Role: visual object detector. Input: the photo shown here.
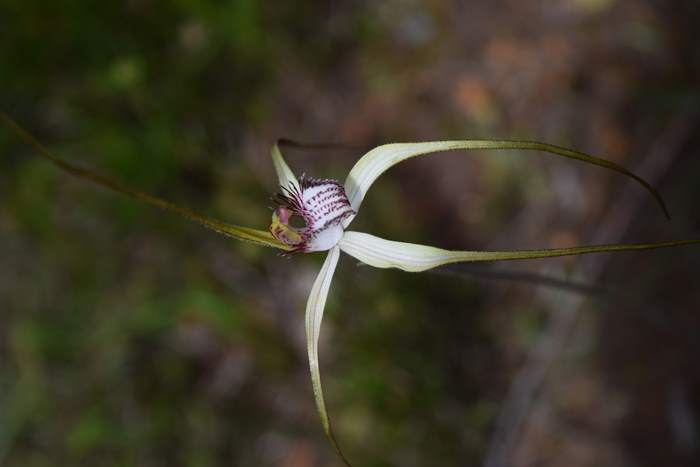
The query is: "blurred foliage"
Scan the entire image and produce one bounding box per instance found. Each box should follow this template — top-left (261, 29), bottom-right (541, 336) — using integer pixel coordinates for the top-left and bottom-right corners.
top-left (2, 1), bottom-right (700, 467)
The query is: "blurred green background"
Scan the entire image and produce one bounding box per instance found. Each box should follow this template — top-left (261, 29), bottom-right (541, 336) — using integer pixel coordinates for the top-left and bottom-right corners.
top-left (2, 1), bottom-right (700, 466)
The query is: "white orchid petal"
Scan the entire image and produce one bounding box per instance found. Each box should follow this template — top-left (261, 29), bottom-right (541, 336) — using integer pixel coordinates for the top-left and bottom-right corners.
top-left (338, 231), bottom-right (471, 271)
top-left (271, 143), bottom-right (299, 190)
top-left (342, 140), bottom-right (669, 227)
top-left (338, 231), bottom-right (700, 272)
top-left (304, 246), bottom-right (350, 464)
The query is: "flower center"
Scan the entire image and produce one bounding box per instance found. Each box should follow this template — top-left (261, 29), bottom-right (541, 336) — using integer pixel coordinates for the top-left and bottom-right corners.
top-left (270, 176), bottom-right (355, 253)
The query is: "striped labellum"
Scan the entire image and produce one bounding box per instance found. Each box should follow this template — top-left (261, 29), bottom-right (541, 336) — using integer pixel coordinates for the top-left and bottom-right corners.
top-left (271, 176), bottom-right (355, 253)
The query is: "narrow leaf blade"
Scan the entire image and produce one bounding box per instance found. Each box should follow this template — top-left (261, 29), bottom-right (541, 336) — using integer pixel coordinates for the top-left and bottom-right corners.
top-left (1, 112), bottom-right (287, 249)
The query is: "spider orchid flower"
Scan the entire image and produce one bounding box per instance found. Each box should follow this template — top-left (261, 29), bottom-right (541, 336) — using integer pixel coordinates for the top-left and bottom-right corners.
top-left (3, 112), bottom-right (699, 466)
top-left (265, 141), bottom-right (694, 464)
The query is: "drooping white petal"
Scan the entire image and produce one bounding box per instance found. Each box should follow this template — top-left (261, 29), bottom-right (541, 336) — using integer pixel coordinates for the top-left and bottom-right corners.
top-left (338, 231), bottom-right (700, 272)
top-left (271, 143), bottom-right (299, 191)
top-left (304, 246), bottom-right (350, 464)
top-left (342, 140), bottom-right (669, 227)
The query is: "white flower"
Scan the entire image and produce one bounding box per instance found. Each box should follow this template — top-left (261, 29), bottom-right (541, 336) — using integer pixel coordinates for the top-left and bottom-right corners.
top-left (3, 111), bottom-right (698, 466)
top-left (264, 139), bottom-right (687, 464)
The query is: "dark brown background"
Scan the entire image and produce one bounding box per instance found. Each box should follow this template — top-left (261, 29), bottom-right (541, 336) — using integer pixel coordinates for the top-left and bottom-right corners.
top-left (1, 1), bottom-right (699, 466)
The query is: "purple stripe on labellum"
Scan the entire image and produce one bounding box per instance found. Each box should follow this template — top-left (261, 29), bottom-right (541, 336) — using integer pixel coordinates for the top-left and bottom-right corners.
top-left (270, 176), bottom-right (355, 252)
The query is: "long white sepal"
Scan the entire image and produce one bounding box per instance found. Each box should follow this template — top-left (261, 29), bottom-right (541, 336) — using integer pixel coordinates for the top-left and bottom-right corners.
top-left (304, 246), bottom-right (351, 465)
top-left (271, 143), bottom-right (299, 191)
top-left (338, 231), bottom-right (700, 272)
top-left (342, 140), bottom-right (669, 227)
top-left (338, 231), bottom-right (473, 272)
